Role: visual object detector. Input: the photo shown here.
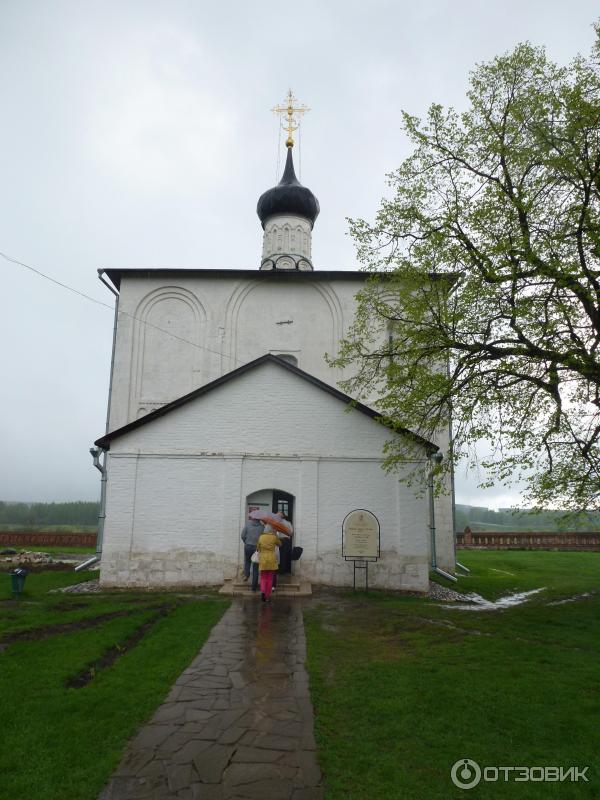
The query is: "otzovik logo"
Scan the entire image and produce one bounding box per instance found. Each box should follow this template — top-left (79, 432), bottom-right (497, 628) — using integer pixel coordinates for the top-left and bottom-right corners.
top-left (451, 760), bottom-right (481, 789)
top-left (450, 759), bottom-right (589, 789)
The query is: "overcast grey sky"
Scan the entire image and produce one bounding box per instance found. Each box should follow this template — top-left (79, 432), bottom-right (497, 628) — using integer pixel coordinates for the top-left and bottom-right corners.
top-left (1, 0), bottom-right (597, 508)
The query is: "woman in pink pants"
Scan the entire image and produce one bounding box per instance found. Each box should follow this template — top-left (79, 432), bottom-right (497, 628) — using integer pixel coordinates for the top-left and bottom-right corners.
top-left (256, 523), bottom-right (282, 603)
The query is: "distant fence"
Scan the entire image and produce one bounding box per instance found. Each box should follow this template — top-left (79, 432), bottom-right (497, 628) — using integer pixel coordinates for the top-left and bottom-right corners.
top-left (456, 528), bottom-right (600, 551)
top-left (0, 531), bottom-right (97, 547)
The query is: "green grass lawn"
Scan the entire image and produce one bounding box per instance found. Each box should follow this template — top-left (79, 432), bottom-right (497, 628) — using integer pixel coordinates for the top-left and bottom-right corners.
top-left (305, 551), bottom-right (600, 800)
top-left (0, 570), bottom-right (229, 800)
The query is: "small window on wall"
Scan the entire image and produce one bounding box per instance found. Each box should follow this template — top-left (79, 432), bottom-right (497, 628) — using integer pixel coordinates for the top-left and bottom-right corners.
top-left (277, 354), bottom-right (298, 366)
top-left (276, 499), bottom-right (290, 516)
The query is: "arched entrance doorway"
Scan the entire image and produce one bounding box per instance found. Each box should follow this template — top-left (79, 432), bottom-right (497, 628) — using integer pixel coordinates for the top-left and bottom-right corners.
top-left (246, 488), bottom-right (295, 575)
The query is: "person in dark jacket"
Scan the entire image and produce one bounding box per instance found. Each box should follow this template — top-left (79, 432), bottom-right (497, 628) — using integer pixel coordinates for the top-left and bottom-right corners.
top-left (241, 515), bottom-right (263, 591)
top-left (276, 512), bottom-right (294, 575)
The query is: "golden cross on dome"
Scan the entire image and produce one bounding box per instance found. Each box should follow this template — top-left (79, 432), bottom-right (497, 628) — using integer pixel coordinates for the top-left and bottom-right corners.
top-left (272, 89), bottom-right (310, 148)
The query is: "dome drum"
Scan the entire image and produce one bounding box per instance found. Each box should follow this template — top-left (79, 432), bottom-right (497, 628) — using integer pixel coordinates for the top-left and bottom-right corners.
top-left (260, 255), bottom-right (314, 271)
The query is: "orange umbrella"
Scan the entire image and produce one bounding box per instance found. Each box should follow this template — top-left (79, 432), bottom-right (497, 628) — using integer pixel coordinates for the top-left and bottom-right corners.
top-left (249, 510), bottom-right (292, 534)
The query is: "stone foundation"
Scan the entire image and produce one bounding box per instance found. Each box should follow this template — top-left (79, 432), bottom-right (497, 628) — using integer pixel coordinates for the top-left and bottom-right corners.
top-left (300, 550), bottom-right (429, 592)
top-left (100, 548), bottom-right (429, 592)
top-left (99, 549), bottom-right (236, 589)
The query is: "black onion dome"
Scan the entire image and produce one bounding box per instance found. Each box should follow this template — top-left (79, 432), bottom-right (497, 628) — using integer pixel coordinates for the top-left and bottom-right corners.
top-left (256, 148), bottom-right (320, 229)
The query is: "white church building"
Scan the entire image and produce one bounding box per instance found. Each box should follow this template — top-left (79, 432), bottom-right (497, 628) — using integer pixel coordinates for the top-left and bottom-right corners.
top-left (92, 133), bottom-right (456, 593)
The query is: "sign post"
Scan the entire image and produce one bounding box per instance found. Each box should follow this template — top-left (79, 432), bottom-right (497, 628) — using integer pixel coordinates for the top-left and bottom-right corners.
top-left (342, 509), bottom-right (380, 591)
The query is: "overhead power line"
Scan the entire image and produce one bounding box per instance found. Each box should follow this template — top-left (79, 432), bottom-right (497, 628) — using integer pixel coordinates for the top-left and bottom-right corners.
top-left (0, 250), bottom-right (241, 364)
top-left (1, 250), bottom-right (113, 308)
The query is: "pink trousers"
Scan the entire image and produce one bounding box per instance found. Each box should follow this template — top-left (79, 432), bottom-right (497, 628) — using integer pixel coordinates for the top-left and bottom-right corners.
top-left (260, 570), bottom-right (276, 598)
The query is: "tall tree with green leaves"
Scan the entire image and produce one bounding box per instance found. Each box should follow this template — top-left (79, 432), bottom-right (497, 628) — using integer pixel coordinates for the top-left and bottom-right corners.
top-left (332, 27), bottom-right (600, 511)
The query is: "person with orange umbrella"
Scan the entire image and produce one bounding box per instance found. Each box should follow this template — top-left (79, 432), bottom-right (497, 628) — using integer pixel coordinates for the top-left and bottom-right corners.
top-left (249, 509), bottom-right (292, 534)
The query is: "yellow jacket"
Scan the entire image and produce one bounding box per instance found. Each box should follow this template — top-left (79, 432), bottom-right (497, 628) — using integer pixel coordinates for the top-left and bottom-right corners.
top-left (257, 532), bottom-right (281, 572)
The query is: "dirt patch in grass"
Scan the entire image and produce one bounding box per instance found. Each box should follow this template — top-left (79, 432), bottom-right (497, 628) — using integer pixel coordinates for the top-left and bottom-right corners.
top-left (417, 616), bottom-right (493, 638)
top-left (51, 600), bottom-right (90, 611)
top-left (0, 609), bottom-right (137, 645)
top-left (66, 604), bottom-right (174, 688)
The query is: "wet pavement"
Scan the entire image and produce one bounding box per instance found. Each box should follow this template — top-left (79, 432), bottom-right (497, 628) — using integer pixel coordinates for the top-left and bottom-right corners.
top-left (99, 599), bottom-right (323, 800)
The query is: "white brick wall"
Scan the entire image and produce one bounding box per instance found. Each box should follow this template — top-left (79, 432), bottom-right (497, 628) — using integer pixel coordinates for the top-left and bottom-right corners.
top-left (100, 361), bottom-right (445, 591)
top-left (100, 268), bottom-right (457, 588)
top-left (261, 215), bottom-right (313, 264)
top-left (108, 273), bottom-right (358, 431)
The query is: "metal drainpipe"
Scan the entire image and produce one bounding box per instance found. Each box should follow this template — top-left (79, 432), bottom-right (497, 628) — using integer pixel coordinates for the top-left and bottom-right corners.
top-left (448, 415), bottom-right (469, 573)
top-left (75, 447), bottom-right (106, 571)
top-left (429, 451), bottom-right (457, 583)
top-left (75, 270), bottom-right (119, 572)
top-left (98, 269), bottom-right (119, 434)
top-left (444, 351), bottom-right (466, 576)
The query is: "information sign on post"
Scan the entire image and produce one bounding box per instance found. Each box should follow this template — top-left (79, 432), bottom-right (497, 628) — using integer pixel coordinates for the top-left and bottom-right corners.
top-left (342, 509), bottom-right (380, 590)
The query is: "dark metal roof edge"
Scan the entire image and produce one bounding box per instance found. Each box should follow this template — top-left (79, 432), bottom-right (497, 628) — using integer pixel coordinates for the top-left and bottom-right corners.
top-left (95, 354), bottom-right (436, 454)
top-left (102, 268), bottom-right (369, 290)
top-left (100, 268), bottom-right (458, 293)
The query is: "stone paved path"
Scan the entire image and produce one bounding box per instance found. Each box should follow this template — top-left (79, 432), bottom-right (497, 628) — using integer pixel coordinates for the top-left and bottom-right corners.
top-left (99, 599), bottom-right (323, 800)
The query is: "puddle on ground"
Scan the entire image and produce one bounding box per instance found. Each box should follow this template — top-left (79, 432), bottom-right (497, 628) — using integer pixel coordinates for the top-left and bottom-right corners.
top-left (548, 592), bottom-right (594, 606)
top-left (442, 588), bottom-right (545, 611)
